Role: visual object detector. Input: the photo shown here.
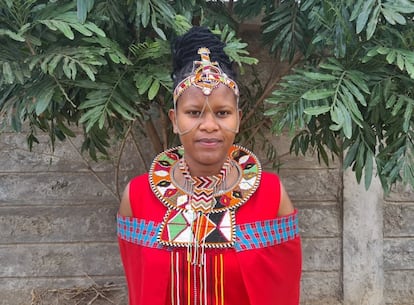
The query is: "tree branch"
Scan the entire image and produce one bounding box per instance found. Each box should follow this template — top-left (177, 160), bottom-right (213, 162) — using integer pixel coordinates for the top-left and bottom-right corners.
top-left (241, 52), bottom-right (303, 125)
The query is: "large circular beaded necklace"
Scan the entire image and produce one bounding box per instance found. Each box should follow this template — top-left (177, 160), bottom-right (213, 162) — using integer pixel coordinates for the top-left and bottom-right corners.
top-left (149, 144), bottom-right (262, 257)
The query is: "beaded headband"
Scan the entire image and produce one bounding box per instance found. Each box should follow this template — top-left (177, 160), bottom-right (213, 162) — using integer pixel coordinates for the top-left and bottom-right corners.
top-left (173, 47), bottom-right (239, 104)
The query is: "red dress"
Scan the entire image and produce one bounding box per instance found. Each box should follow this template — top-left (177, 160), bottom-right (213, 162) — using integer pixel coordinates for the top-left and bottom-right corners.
top-left (118, 171), bottom-right (302, 305)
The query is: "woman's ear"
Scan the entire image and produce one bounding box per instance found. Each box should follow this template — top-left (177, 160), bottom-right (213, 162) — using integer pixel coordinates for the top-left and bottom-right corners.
top-left (168, 109), bottom-right (179, 134)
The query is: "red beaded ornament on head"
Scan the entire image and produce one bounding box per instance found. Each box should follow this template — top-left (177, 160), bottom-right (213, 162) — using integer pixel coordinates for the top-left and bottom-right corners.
top-left (173, 47), bottom-right (239, 104)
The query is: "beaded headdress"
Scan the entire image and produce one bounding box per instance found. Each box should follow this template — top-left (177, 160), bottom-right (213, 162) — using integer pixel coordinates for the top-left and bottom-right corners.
top-left (173, 47), bottom-right (239, 104)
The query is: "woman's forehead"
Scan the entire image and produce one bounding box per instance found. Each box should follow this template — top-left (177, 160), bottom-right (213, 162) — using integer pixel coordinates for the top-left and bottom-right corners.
top-left (177, 84), bottom-right (237, 104)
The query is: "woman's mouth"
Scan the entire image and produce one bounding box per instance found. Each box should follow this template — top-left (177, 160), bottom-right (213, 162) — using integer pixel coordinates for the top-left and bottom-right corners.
top-left (196, 138), bottom-right (222, 146)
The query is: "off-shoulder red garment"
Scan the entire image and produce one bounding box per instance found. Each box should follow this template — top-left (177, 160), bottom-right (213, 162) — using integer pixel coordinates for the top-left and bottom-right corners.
top-left (118, 172), bottom-right (302, 305)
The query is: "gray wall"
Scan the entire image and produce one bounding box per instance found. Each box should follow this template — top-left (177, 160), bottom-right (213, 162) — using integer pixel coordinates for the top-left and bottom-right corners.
top-left (1, 130), bottom-right (413, 305)
top-left (384, 187), bottom-right (414, 304)
top-left (0, 132), bottom-right (148, 305)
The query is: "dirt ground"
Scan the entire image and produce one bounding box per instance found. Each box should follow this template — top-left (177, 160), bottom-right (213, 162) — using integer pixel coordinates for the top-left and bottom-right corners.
top-left (29, 283), bottom-right (127, 305)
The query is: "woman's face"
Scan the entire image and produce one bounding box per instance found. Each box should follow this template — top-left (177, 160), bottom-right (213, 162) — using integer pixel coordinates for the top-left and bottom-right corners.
top-left (169, 84), bottom-right (240, 176)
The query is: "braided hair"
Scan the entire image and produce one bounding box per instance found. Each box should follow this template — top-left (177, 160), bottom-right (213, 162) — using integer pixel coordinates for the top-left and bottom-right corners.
top-left (171, 26), bottom-right (237, 89)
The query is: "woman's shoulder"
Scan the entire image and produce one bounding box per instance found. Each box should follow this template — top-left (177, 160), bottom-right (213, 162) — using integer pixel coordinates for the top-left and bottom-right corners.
top-left (260, 171), bottom-right (295, 217)
top-left (130, 172), bottom-right (149, 183)
top-left (129, 172), bottom-right (149, 189)
top-left (261, 170), bottom-right (280, 179)
top-left (259, 171), bottom-right (281, 189)
top-left (119, 173), bottom-right (150, 217)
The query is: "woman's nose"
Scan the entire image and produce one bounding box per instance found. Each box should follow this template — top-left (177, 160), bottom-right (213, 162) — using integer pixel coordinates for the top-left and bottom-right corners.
top-left (199, 111), bottom-right (219, 131)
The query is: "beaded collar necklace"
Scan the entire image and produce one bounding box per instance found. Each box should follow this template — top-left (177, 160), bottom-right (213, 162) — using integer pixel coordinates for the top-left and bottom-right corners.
top-left (149, 145), bottom-right (262, 258)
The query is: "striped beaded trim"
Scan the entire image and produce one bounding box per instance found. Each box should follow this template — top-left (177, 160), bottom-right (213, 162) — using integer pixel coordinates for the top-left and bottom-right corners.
top-left (117, 211), bottom-right (300, 252)
top-left (234, 210), bottom-right (299, 251)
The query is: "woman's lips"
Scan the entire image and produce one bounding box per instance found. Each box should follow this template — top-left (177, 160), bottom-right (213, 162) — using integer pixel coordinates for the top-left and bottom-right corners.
top-left (196, 138), bottom-right (222, 146)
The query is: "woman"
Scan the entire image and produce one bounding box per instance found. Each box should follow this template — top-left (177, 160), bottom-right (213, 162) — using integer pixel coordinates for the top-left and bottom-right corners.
top-left (117, 26), bottom-right (302, 305)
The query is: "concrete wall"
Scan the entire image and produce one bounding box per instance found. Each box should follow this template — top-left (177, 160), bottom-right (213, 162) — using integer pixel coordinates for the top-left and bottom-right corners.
top-left (263, 136), bottom-right (343, 305)
top-left (0, 131), bottom-right (152, 305)
top-left (1, 128), bottom-right (414, 305)
top-left (384, 186), bottom-right (414, 304)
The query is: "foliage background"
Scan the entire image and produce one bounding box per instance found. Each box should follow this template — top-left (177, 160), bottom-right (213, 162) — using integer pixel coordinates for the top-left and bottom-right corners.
top-left (1, 0), bottom-right (414, 192)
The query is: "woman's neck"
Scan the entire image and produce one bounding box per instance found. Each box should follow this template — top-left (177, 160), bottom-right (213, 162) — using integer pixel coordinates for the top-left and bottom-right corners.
top-left (183, 159), bottom-right (226, 177)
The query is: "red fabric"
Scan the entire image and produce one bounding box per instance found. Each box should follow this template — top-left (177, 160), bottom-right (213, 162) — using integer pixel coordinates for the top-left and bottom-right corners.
top-left (118, 172), bottom-right (302, 305)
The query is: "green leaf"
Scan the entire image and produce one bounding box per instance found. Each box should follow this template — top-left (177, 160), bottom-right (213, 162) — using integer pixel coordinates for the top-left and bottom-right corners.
top-left (148, 79), bottom-right (160, 100)
top-left (350, 0), bottom-right (365, 21)
top-left (40, 54), bottom-right (55, 74)
top-left (98, 109), bottom-right (108, 129)
top-left (53, 21), bottom-right (75, 39)
top-left (77, 0), bottom-right (87, 23)
top-left (386, 50), bottom-right (396, 64)
top-left (318, 143), bottom-right (329, 165)
top-left (396, 53), bottom-right (405, 70)
top-left (47, 54), bottom-right (63, 74)
top-left (77, 0), bottom-right (94, 23)
top-left (402, 163), bottom-right (414, 186)
top-left (347, 73), bottom-right (370, 94)
top-left (343, 79), bottom-right (367, 106)
top-left (403, 98), bottom-right (413, 132)
top-left (0, 29), bottom-right (25, 42)
top-left (405, 60), bottom-right (414, 78)
top-left (84, 22), bottom-right (106, 37)
top-left (151, 13), bottom-right (166, 40)
top-left (364, 150), bottom-right (373, 189)
top-left (319, 63), bottom-right (343, 72)
top-left (355, 143), bottom-right (366, 183)
top-left (2, 62), bottom-right (14, 84)
top-left (70, 23), bottom-right (93, 36)
top-left (69, 61), bottom-right (77, 79)
top-left (80, 105), bottom-right (105, 131)
top-left (302, 89), bottom-right (335, 100)
top-left (366, 4), bottom-right (380, 40)
top-left (392, 96), bottom-right (405, 115)
top-left (57, 121), bottom-right (76, 137)
top-left (338, 102), bottom-right (353, 138)
top-left (303, 72), bottom-right (337, 81)
top-left (62, 57), bottom-right (72, 79)
top-left (136, 74), bottom-right (153, 95)
top-left (340, 85), bottom-right (364, 124)
top-left (111, 102), bottom-right (135, 121)
top-left (331, 105), bottom-right (344, 125)
top-left (140, 0), bottom-right (150, 27)
top-left (377, 47), bottom-right (389, 55)
top-left (79, 97), bottom-right (107, 109)
top-left (78, 63), bottom-right (95, 81)
top-left (386, 94), bottom-right (397, 109)
top-left (35, 87), bottom-right (55, 115)
top-left (382, 8), bottom-right (396, 25)
top-left (344, 139), bottom-right (360, 168)
top-left (264, 108), bottom-right (281, 116)
top-left (303, 105), bottom-right (331, 116)
top-left (356, 0), bottom-right (375, 34)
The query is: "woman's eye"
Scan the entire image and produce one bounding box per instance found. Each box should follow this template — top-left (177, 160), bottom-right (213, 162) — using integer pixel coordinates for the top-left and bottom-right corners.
top-left (217, 111), bottom-right (230, 117)
top-left (187, 110), bottom-right (201, 116)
